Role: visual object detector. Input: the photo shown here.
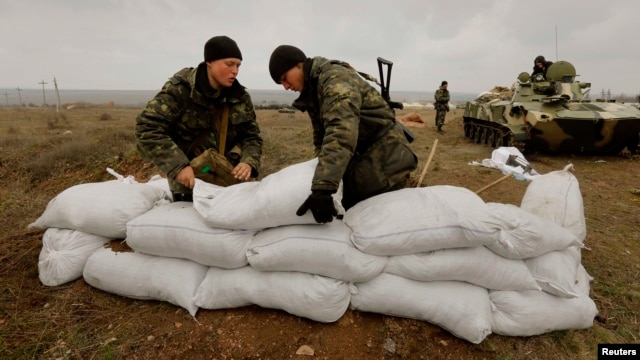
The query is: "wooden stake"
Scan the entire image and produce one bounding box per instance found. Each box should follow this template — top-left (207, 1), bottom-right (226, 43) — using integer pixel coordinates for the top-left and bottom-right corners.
top-left (474, 173), bottom-right (513, 194)
top-left (416, 138), bottom-right (439, 187)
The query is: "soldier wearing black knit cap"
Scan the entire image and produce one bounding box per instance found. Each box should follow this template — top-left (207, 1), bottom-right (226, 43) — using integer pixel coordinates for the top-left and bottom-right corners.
top-left (531, 55), bottom-right (553, 81)
top-left (268, 45), bottom-right (418, 223)
top-left (135, 36), bottom-right (263, 202)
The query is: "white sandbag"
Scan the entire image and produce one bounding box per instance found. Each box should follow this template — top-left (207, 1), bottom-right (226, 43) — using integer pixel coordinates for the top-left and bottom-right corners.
top-left (38, 228), bottom-right (112, 286)
top-left (247, 220), bottom-right (387, 282)
top-left (485, 203), bottom-right (582, 260)
top-left (520, 164), bottom-right (586, 242)
top-left (29, 180), bottom-right (169, 238)
top-left (350, 273), bottom-right (492, 344)
top-left (194, 266), bottom-right (350, 323)
top-left (344, 186), bottom-right (510, 256)
top-left (490, 264), bottom-right (598, 337)
top-left (525, 246), bottom-right (581, 298)
top-left (83, 247), bottom-right (206, 316)
top-left (126, 202), bottom-right (253, 268)
top-left (193, 158), bottom-right (344, 230)
top-left (145, 174), bottom-right (173, 200)
top-left (575, 264), bottom-right (593, 297)
top-left (385, 246), bottom-right (540, 291)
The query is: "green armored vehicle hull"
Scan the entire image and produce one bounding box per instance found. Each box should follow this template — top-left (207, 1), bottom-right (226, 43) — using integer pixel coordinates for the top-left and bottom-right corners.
top-left (463, 61), bottom-right (640, 155)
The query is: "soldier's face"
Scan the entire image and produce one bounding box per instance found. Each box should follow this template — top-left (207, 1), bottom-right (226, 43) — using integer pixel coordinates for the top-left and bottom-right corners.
top-left (207, 58), bottom-right (242, 89)
top-left (280, 63), bottom-right (304, 92)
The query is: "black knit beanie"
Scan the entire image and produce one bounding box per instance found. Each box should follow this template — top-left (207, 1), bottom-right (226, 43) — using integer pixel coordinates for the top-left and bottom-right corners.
top-left (204, 36), bottom-right (242, 62)
top-left (441, 80), bottom-right (448, 86)
top-left (269, 45), bottom-right (307, 84)
top-left (534, 55), bottom-right (545, 64)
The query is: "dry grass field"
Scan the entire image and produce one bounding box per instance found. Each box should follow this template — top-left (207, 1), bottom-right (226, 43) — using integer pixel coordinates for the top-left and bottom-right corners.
top-left (0, 105), bottom-right (638, 359)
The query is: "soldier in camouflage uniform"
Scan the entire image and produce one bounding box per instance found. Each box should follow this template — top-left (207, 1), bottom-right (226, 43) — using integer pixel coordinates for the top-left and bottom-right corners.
top-left (135, 36), bottom-right (263, 202)
top-left (434, 81), bottom-right (450, 134)
top-left (268, 45), bottom-right (418, 223)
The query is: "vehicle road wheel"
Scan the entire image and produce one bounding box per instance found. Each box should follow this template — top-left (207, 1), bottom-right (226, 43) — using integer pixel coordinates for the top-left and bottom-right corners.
top-left (475, 127), bottom-right (484, 143)
top-left (487, 129), bottom-right (496, 147)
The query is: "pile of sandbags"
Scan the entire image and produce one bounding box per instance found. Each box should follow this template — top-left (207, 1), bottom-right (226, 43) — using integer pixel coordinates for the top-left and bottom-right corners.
top-left (474, 86), bottom-right (514, 103)
top-left (29, 159), bottom-right (597, 343)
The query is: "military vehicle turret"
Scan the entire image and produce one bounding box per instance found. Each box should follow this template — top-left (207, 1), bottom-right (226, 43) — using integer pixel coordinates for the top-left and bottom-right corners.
top-left (463, 61), bottom-right (640, 154)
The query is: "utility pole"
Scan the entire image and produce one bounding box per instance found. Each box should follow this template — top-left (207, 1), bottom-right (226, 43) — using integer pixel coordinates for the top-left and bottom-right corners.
top-left (2, 92), bottom-right (8, 107)
top-left (38, 79), bottom-right (48, 106)
top-left (53, 76), bottom-right (61, 113)
top-left (16, 86), bottom-right (23, 107)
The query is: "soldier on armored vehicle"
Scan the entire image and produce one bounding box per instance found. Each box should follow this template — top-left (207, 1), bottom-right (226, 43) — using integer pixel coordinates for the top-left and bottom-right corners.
top-left (463, 60), bottom-right (640, 155)
top-left (531, 55), bottom-right (553, 82)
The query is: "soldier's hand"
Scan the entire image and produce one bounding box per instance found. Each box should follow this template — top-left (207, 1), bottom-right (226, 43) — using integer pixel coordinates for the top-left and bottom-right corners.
top-left (232, 162), bottom-right (252, 181)
top-left (176, 166), bottom-right (195, 189)
top-left (296, 190), bottom-right (338, 223)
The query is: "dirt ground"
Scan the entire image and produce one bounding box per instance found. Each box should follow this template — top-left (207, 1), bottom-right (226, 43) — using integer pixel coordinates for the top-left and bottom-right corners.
top-left (1, 107), bottom-right (639, 359)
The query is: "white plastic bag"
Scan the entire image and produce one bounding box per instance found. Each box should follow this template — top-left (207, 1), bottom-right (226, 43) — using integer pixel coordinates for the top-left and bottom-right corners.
top-left (193, 158), bottom-right (344, 230)
top-left (126, 202), bottom-right (254, 268)
top-left (83, 247), bottom-right (207, 316)
top-left (351, 273), bottom-right (492, 344)
top-left (525, 246), bottom-right (582, 298)
top-left (247, 220), bottom-right (387, 282)
top-left (385, 246), bottom-right (539, 291)
top-left (520, 164), bottom-right (586, 242)
top-left (29, 180), bottom-right (169, 238)
top-left (38, 228), bottom-right (111, 286)
top-left (485, 203), bottom-right (582, 259)
top-left (344, 186), bottom-right (510, 256)
top-left (194, 266), bottom-right (351, 323)
top-left (489, 264), bottom-right (598, 337)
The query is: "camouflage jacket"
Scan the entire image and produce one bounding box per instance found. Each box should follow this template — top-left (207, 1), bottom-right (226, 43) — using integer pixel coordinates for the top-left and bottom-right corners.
top-left (292, 56), bottom-right (411, 192)
top-left (135, 62), bottom-right (263, 180)
top-left (434, 86), bottom-right (450, 110)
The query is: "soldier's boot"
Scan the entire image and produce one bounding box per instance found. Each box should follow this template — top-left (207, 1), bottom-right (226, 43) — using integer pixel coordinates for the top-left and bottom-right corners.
top-left (437, 125), bottom-right (445, 134)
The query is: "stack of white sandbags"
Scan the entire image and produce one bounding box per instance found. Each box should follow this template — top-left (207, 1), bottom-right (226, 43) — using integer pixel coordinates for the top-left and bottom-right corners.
top-left (346, 164), bottom-right (597, 343)
top-left (489, 164), bottom-right (596, 337)
top-left (29, 159), bottom-right (598, 342)
top-left (188, 159), bottom-right (352, 322)
top-left (29, 174), bottom-right (171, 287)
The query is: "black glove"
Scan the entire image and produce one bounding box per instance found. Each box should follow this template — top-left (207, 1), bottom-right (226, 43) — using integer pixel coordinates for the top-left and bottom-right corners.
top-left (296, 190), bottom-right (338, 223)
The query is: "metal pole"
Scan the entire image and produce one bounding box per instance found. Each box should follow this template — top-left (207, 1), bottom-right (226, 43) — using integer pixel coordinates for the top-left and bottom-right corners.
top-left (555, 25), bottom-right (558, 61)
top-left (53, 77), bottom-right (61, 113)
top-left (16, 86), bottom-right (23, 107)
top-left (38, 80), bottom-right (48, 106)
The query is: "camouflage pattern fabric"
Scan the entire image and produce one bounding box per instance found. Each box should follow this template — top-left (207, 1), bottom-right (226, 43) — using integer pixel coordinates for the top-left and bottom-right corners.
top-left (434, 86), bottom-right (450, 128)
top-left (135, 62), bottom-right (262, 194)
top-left (292, 57), bottom-right (418, 209)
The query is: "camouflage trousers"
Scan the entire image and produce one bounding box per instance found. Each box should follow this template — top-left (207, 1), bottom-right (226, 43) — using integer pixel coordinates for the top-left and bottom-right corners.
top-left (435, 109), bottom-right (447, 128)
top-left (341, 125), bottom-right (418, 210)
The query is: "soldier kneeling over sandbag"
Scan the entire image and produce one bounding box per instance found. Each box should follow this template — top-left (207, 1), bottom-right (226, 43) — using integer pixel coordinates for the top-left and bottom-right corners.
top-left (135, 35), bottom-right (263, 202)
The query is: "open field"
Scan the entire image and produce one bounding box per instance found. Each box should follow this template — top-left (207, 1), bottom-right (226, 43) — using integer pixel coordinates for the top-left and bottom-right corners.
top-left (0, 106), bottom-right (638, 359)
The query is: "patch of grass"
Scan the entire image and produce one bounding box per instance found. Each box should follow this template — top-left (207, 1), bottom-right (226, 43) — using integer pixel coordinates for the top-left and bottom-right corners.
top-left (99, 113), bottom-right (114, 121)
top-left (1, 107), bottom-right (639, 359)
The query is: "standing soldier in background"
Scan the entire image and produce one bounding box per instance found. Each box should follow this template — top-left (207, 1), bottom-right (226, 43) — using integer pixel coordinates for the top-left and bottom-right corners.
top-left (434, 80), bottom-right (450, 134)
top-left (135, 35), bottom-right (263, 202)
top-left (268, 45), bottom-right (417, 223)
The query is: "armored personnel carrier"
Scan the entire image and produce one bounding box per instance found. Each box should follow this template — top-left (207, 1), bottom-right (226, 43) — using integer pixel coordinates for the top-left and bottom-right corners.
top-left (463, 61), bottom-right (640, 154)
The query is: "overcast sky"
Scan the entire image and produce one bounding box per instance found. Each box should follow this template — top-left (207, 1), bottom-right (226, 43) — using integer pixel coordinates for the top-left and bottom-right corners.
top-left (2, 0), bottom-right (639, 96)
